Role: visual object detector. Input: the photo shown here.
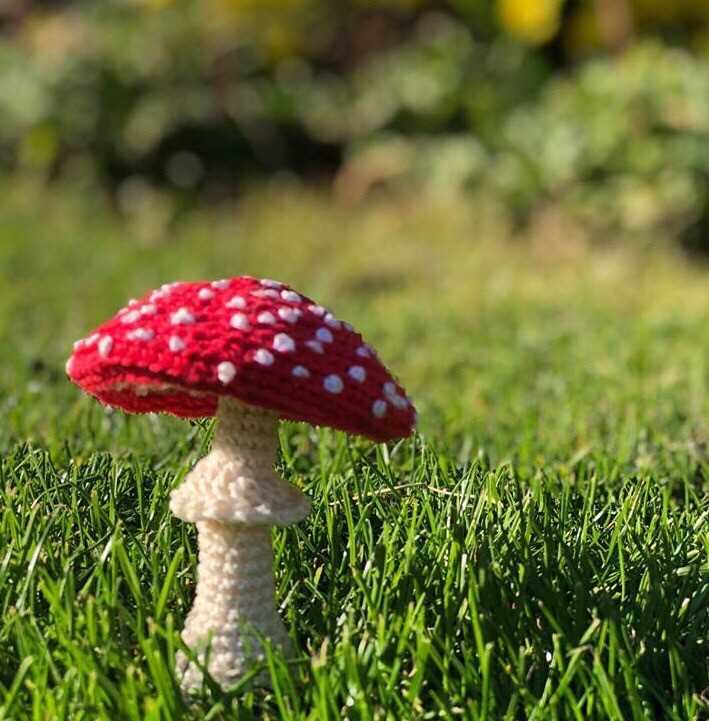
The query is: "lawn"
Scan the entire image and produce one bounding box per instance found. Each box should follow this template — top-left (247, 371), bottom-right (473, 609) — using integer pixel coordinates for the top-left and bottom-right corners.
top-left (1, 180), bottom-right (708, 720)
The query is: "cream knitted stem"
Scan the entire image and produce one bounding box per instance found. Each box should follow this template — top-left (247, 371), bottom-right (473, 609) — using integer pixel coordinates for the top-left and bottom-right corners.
top-left (170, 398), bottom-right (311, 691)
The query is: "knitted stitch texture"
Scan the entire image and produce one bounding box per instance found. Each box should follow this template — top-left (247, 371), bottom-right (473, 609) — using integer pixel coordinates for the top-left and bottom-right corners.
top-left (170, 399), bottom-right (311, 526)
top-left (177, 522), bottom-right (290, 691)
top-left (66, 276), bottom-right (416, 442)
top-left (173, 398), bottom-right (307, 690)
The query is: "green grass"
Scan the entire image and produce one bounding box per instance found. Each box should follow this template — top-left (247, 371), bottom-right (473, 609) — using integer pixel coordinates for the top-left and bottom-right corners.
top-left (1, 179), bottom-right (708, 719)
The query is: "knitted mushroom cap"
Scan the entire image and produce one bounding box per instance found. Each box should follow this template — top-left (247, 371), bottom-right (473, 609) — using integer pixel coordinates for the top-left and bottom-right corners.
top-left (66, 277), bottom-right (416, 442)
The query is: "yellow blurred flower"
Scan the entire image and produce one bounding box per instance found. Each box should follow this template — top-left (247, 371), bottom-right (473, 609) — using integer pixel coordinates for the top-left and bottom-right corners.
top-left (497, 0), bottom-right (563, 45)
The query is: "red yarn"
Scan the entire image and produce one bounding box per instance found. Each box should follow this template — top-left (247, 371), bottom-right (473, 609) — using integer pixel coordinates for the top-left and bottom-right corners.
top-left (67, 277), bottom-right (416, 442)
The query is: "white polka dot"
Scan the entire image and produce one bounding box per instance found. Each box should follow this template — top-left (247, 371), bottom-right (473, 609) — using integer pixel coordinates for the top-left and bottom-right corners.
top-left (217, 361), bottom-right (236, 384)
top-left (382, 382), bottom-right (408, 409)
top-left (273, 333), bottom-right (295, 352)
top-left (348, 366), bottom-right (366, 382)
top-left (211, 279), bottom-right (230, 289)
top-left (75, 333), bottom-right (99, 350)
top-left (292, 365), bottom-right (310, 378)
top-left (356, 345), bottom-right (372, 358)
top-left (126, 328), bottom-right (155, 341)
top-left (252, 289), bottom-right (279, 299)
top-left (140, 304), bottom-right (157, 316)
top-left (169, 336), bottom-right (185, 352)
top-left (391, 394), bottom-right (409, 409)
top-left (121, 310), bottom-right (141, 324)
top-left (198, 288), bottom-right (215, 301)
top-left (230, 313), bottom-right (250, 331)
top-left (257, 311), bottom-right (276, 325)
top-left (260, 278), bottom-right (282, 288)
top-left (343, 322), bottom-right (354, 332)
top-left (65, 357), bottom-right (73, 375)
top-left (226, 295), bottom-right (246, 309)
top-left (324, 313), bottom-right (341, 329)
top-left (170, 307), bottom-right (195, 325)
top-left (324, 374), bottom-right (343, 393)
top-left (306, 340), bottom-right (324, 354)
top-left (98, 336), bottom-right (113, 358)
top-left (278, 307), bottom-right (301, 324)
top-left (316, 327), bottom-right (333, 343)
top-left (281, 290), bottom-right (301, 302)
top-left (254, 349), bottom-right (274, 366)
top-left (308, 304), bottom-right (326, 316)
top-left (150, 289), bottom-right (169, 302)
top-left (372, 400), bottom-right (387, 417)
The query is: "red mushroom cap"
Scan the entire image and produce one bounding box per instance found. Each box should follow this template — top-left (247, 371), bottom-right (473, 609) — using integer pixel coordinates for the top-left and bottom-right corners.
top-left (66, 277), bottom-right (416, 442)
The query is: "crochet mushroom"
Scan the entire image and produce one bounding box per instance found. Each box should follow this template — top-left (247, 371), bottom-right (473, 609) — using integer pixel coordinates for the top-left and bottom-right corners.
top-left (66, 276), bottom-right (416, 690)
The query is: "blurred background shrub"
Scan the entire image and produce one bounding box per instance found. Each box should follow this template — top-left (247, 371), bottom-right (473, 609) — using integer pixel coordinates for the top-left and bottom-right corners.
top-left (0, 0), bottom-right (707, 250)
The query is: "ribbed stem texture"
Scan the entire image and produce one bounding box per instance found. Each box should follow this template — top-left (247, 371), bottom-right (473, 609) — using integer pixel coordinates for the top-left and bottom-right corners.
top-left (172, 398), bottom-right (309, 691)
top-left (177, 522), bottom-right (290, 690)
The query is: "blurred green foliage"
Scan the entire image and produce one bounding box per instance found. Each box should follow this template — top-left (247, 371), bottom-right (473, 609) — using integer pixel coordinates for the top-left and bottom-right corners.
top-left (0, 0), bottom-right (708, 248)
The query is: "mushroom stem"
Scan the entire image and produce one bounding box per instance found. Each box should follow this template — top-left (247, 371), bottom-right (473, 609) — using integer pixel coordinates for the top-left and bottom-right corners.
top-left (177, 522), bottom-right (290, 690)
top-left (171, 398), bottom-right (311, 691)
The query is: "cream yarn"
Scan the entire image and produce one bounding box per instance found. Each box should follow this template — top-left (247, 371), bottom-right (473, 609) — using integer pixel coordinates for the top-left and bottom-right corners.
top-left (171, 398), bottom-right (311, 690)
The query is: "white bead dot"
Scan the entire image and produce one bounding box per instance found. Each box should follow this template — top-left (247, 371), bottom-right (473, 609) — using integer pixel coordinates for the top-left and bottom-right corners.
top-left (170, 307), bottom-right (195, 325)
top-left (273, 333), bottom-right (295, 352)
top-left (169, 336), bottom-right (185, 352)
top-left (226, 295), bottom-right (246, 309)
top-left (254, 349), bottom-right (274, 366)
top-left (140, 304), bottom-right (157, 315)
top-left (260, 278), bottom-right (282, 288)
top-left (348, 365), bottom-right (366, 382)
top-left (324, 374), bottom-right (343, 393)
top-left (230, 313), bottom-right (250, 331)
top-left (383, 382), bottom-right (396, 396)
top-left (308, 304), bottom-right (326, 316)
top-left (392, 394), bottom-right (409, 409)
top-left (316, 327), bottom-right (333, 343)
top-left (198, 288), bottom-right (215, 300)
top-left (306, 340), bottom-right (324, 354)
top-left (281, 289), bottom-right (301, 302)
top-left (292, 365), bottom-right (310, 378)
top-left (126, 328), bottom-right (154, 341)
top-left (278, 307), bottom-right (301, 324)
top-left (372, 400), bottom-right (387, 417)
top-left (252, 289), bottom-right (279, 299)
top-left (211, 279), bottom-right (230, 289)
top-left (217, 361), bottom-right (236, 384)
top-left (121, 310), bottom-right (141, 324)
top-left (65, 357), bottom-right (73, 375)
top-left (98, 336), bottom-right (113, 358)
top-left (356, 345), bottom-right (372, 358)
top-left (257, 311), bottom-right (276, 325)
top-left (324, 313), bottom-right (341, 329)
